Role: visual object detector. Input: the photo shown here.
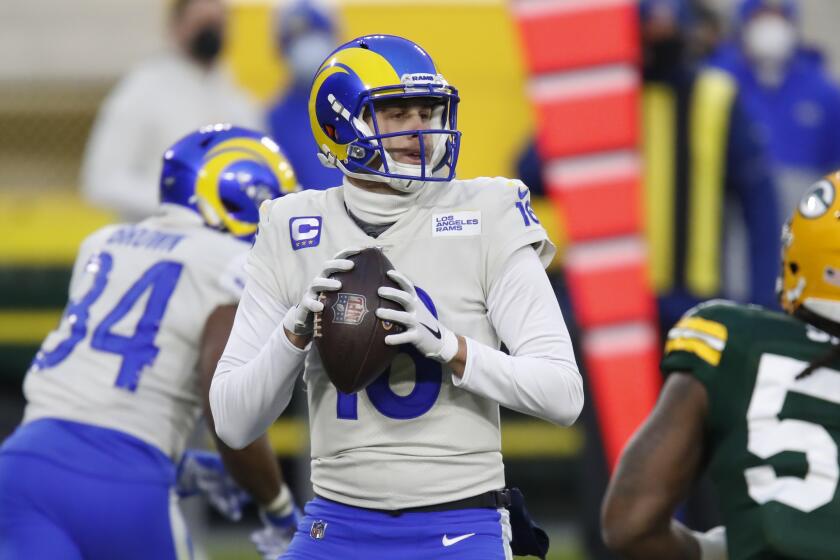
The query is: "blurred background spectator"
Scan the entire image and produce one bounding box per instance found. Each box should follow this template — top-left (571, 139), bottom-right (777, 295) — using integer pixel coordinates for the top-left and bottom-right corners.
top-left (688, 1), bottom-right (725, 62)
top-left (709, 0), bottom-right (840, 215)
top-left (267, 0), bottom-right (343, 190)
top-left (640, 0), bottom-right (780, 331)
top-left (80, 0), bottom-right (262, 221)
top-left (518, 0), bottom-right (781, 331)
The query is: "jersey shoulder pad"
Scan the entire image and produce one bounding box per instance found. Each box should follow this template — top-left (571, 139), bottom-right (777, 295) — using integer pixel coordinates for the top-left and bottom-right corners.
top-left (663, 300), bottom-right (779, 371)
top-left (256, 189), bottom-right (327, 244)
top-left (84, 222), bottom-right (130, 246)
top-left (663, 300), bottom-right (742, 371)
top-left (75, 223), bottom-right (134, 263)
top-left (260, 189), bottom-right (324, 221)
top-left (452, 176), bottom-right (527, 200)
top-left (183, 222), bottom-right (248, 260)
top-left (444, 176), bottom-right (533, 220)
top-left (451, 176), bottom-right (553, 280)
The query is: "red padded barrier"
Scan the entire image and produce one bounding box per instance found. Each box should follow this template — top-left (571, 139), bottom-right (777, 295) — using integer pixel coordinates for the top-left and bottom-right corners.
top-left (545, 165), bottom-right (641, 241)
top-left (564, 239), bottom-right (656, 328)
top-left (583, 326), bottom-right (661, 469)
top-left (515, 0), bottom-right (656, 474)
top-left (515, 0), bottom-right (639, 73)
top-left (533, 80), bottom-right (639, 158)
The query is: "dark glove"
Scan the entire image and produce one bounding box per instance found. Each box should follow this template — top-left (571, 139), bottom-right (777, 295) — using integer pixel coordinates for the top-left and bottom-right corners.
top-left (507, 487), bottom-right (550, 559)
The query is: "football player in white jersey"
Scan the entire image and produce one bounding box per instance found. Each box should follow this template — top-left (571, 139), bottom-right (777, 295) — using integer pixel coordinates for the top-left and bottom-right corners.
top-left (0, 125), bottom-right (301, 560)
top-left (210, 35), bottom-right (584, 559)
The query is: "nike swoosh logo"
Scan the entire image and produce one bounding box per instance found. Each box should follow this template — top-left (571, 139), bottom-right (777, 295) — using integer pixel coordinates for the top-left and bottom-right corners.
top-left (420, 322), bottom-right (442, 339)
top-left (517, 186), bottom-right (529, 200)
top-left (442, 533), bottom-right (476, 547)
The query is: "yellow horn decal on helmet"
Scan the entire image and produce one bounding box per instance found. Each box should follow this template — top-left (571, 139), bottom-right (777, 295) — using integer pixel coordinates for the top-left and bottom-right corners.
top-left (310, 65), bottom-right (351, 161)
top-left (207, 138), bottom-right (299, 194)
top-left (195, 138), bottom-right (298, 238)
top-left (196, 150), bottom-right (258, 238)
top-left (309, 47), bottom-right (402, 162)
top-left (330, 47), bottom-right (402, 91)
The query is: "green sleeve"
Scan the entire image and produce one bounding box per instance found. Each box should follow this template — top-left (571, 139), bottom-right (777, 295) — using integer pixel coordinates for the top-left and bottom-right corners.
top-left (660, 301), bottom-right (734, 389)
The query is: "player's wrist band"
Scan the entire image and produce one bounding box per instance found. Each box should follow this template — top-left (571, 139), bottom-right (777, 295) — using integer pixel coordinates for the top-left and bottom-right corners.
top-left (437, 329), bottom-right (459, 363)
top-left (264, 483), bottom-right (294, 518)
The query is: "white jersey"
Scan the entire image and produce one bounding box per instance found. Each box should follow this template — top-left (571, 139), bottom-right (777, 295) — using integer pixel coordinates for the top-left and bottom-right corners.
top-left (22, 206), bottom-right (248, 460)
top-left (246, 177), bottom-right (554, 508)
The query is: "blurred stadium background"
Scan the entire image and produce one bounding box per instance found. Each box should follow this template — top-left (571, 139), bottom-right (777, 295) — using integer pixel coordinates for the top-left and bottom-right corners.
top-left (3, 0), bottom-right (840, 559)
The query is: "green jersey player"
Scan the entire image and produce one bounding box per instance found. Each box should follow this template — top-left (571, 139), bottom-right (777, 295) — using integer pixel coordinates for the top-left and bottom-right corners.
top-left (602, 172), bottom-right (840, 560)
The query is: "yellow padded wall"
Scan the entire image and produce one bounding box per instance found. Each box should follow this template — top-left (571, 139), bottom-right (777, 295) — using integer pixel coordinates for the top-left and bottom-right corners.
top-left (224, 1), bottom-right (534, 182)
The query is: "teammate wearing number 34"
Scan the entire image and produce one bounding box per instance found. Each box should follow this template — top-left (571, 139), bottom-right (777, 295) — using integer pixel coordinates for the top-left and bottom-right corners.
top-left (0, 126), bottom-right (301, 560)
top-left (210, 35), bottom-right (584, 559)
top-left (602, 172), bottom-right (840, 560)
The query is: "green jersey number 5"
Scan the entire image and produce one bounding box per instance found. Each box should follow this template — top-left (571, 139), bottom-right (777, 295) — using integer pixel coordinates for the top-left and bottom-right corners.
top-left (745, 353), bottom-right (840, 512)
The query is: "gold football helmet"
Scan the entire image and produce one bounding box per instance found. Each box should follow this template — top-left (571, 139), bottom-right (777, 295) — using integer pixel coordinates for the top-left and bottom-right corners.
top-left (779, 171), bottom-right (840, 331)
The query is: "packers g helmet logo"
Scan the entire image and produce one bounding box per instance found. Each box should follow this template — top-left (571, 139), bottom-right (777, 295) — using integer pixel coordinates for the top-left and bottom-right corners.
top-left (799, 179), bottom-right (835, 219)
top-left (780, 173), bottom-right (840, 325)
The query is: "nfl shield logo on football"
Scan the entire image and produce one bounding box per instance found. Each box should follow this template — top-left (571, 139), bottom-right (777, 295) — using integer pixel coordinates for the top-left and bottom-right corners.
top-left (310, 520), bottom-right (327, 540)
top-left (331, 293), bottom-right (368, 325)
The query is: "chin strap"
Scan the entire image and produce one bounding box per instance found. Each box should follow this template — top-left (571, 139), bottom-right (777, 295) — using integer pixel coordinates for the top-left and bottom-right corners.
top-left (318, 143), bottom-right (395, 186)
top-left (316, 150), bottom-right (337, 169)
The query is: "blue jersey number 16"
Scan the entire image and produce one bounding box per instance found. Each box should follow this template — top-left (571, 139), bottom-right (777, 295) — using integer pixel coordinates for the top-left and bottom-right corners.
top-left (335, 287), bottom-right (442, 420)
top-left (31, 251), bottom-right (184, 391)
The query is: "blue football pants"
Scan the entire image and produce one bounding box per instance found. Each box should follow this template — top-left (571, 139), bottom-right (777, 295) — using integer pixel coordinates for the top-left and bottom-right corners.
top-left (0, 453), bottom-right (192, 560)
top-left (281, 496), bottom-right (513, 559)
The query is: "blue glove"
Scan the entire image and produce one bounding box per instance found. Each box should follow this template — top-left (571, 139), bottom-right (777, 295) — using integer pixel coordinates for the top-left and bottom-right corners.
top-left (175, 449), bottom-right (250, 521)
top-left (250, 485), bottom-right (301, 559)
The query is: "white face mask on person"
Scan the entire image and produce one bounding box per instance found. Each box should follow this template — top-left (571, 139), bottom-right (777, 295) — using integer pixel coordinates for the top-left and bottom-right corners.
top-left (743, 13), bottom-right (797, 67)
top-left (287, 32), bottom-right (335, 86)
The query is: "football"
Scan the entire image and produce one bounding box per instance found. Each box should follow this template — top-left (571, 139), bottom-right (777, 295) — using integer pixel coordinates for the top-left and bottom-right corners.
top-left (313, 247), bottom-right (405, 394)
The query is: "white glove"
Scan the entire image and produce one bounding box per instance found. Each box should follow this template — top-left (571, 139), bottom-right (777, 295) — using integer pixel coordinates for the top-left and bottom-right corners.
top-left (281, 248), bottom-right (358, 336)
top-left (250, 485), bottom-right (301, 560)
top-left (175, 450), bottom-right (250, 522)
top-left (375, 270), bottom-right (459, 363)
top-left (692, 526), bottom-right (727, 560)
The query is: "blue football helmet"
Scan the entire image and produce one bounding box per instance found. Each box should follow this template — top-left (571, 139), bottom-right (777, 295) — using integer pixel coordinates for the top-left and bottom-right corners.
top-left (309, 34), bottom-right (460, 192)
top-left (160, 124), bottom-right (298, 242)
